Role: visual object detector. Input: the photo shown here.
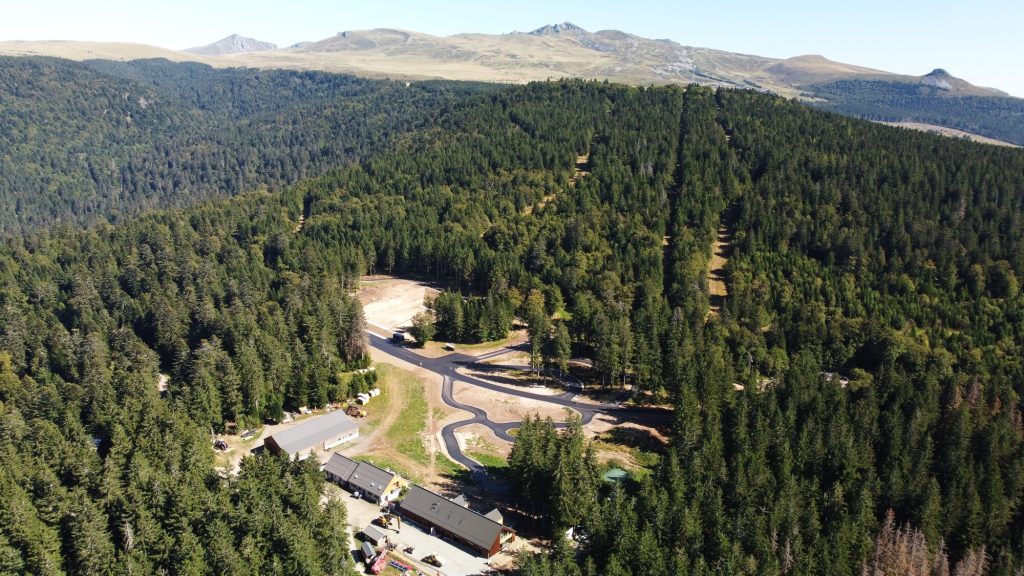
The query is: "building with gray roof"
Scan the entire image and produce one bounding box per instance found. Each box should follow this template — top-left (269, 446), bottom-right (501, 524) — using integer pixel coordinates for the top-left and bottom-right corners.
top-left (398, 485), bottom-right (515, 558)
top-left (324, 453), bottom-right (407, 505)
top-left (264, 410), bottom-right (359, 460)
top-left (360, 524), bottom-right (386, 546)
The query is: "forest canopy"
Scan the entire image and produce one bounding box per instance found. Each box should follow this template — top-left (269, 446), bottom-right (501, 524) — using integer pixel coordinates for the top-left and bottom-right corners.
top-left (0, 62), bottom-right (1022, 574)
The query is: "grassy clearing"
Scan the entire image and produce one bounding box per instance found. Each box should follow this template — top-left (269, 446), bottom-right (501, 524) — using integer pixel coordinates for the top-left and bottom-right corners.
top-left (378, 365), bottom-right (430, 465)
top-left (354, 454), bottom-right (422, 484)
top-left (467, 451), bottom-right (508, 473)
top-left (435, 453), bottom-right (464, 477)
top-left (592, 437), bottom-right (661, 471)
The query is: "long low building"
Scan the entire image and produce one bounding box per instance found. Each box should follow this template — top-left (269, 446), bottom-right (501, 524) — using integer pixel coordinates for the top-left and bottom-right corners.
top-left (264, 410), bottom-right (359, 460)
top-left (324, 453), bottom-right (407, 505)
top-left (398, 485), bottom-right (515, 558)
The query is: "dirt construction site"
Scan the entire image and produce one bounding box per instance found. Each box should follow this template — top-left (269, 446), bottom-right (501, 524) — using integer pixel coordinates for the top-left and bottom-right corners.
top-left (358, 276), bottom-right (439, 333)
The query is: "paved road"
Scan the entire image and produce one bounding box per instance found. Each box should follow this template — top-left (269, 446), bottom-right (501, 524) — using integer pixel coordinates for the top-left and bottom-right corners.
top-left (364, 332), bottom-right (667, 487)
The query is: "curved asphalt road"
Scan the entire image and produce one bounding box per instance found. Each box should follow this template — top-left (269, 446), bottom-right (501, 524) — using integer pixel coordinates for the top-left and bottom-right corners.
top-left (366, 331), bottom-right (615, 489)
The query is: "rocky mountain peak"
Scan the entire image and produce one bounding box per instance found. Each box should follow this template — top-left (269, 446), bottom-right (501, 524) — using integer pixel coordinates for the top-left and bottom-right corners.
top-left (530, 22), bottom-right (586, 35)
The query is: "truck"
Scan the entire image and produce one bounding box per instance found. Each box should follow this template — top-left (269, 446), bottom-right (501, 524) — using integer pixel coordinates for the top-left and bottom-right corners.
top-left (345, 405), bottom-right (367, 418)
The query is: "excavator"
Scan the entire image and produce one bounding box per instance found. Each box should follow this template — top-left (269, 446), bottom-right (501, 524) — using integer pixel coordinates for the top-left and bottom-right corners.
top-left (375, 512), bottom-right (401, 531)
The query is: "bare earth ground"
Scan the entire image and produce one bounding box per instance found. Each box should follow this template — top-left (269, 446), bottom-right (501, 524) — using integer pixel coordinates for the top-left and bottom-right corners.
top-left (456, 365), bottom-right (566, 396)
top-left (452, 381), bottom-right (578, 423)
top-left (455, 424), bottom-right (513, 458)
top-left (707, 223), bottom-right (731, 316)
top-left (480, 349), bottom-right (531, 365)
top-left (355, 275), bottom-right (660, 496)
top-left (412, 331), bottom-right (527, 359)
top-left (357, 276), bottom-right (439, 333)
top-left (585, 413), bottom-right (669, 469)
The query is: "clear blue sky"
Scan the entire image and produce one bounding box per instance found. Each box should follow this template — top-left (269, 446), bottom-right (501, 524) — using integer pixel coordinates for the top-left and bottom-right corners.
top-left (4, 0), bottom-right (1022, 96)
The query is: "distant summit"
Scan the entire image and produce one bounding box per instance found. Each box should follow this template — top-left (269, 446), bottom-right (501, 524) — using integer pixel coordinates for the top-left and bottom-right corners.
top-left (530, 22), bottom-right (585, 35)
top-left (917, 67), bottom-right (1004, 95)
top-left (185, 34), bottom-right (277, 55)
top-left (922, 68), bottom-right (954, 90)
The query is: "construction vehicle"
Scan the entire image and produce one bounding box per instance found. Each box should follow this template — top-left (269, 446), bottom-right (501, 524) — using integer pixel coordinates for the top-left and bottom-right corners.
top-left (375, 513), bottom-right (397, 529)
top-left (345, 404), bottom-right (367, 418)
top-left (376, 512), bottom-right (401, 532)
top-left (422, 554), bottom-right (444, 567)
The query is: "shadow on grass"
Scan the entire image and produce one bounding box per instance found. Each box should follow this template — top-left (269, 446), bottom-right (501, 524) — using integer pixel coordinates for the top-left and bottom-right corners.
top-left (606, 425), bottom-right (665, 450)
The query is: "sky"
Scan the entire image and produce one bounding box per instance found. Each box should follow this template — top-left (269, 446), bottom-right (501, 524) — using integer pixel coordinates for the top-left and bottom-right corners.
top-left (2, 0), bottom-right (1022, 96)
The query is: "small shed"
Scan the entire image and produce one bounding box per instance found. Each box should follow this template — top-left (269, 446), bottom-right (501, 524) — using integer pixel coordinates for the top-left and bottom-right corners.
top-left (361, 541), bottom-right (376, 562)
top-left (484, 508), bottom-right (504, 524)
top-left (361, 524), bottom-right (386, 546)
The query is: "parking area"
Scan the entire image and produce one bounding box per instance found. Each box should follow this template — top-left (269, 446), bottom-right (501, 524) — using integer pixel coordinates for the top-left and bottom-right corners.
top-left (334, 484), bottom-right (501, 576)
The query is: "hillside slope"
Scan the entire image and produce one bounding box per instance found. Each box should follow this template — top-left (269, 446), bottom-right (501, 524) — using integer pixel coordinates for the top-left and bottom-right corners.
top-left (0, 80), bottom-right (1021, 574)
top-left (0, 57), bottom-right (485, 234)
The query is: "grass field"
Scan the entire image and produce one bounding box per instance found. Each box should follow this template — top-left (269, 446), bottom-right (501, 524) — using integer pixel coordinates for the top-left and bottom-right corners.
top-left (467, 451), bottom-right (508, 475)
top-left (353, 363), bottom-right (465, 488)
top-left (380, 365), bottom-right (430, 465)
top-left (354, 454), bottom-right (421, 484)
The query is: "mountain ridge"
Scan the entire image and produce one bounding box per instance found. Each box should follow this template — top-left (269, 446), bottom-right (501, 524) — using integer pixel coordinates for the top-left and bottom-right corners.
top-left (0, 23), bottom-right (1019, 143)
top-left (0, 24), bottom-right (1007, 96)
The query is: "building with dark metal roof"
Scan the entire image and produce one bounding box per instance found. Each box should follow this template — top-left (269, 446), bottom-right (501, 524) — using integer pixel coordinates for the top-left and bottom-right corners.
top-left (398, 485), bottom-right (515, 558)
top-left (264, 410), bottom-right (359, 460)
top-left (324, 453), bottom-right (407, 505)
top-left (324, 452), bottom-right (359, 482)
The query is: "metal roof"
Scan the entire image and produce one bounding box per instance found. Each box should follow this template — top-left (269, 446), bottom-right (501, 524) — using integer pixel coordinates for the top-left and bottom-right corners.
top-left (325, 454), bottom-right (400, 500)
top-left (400, 485), bottom-right (507, 552)
top-left (324, 453), bottom-right (359, 480)
top-left (265, 410), bottom-right (359, 455)
top-left (361, 524), bottom-right (385, 544)
top-left (349, 462), bottom-right (398, 500)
